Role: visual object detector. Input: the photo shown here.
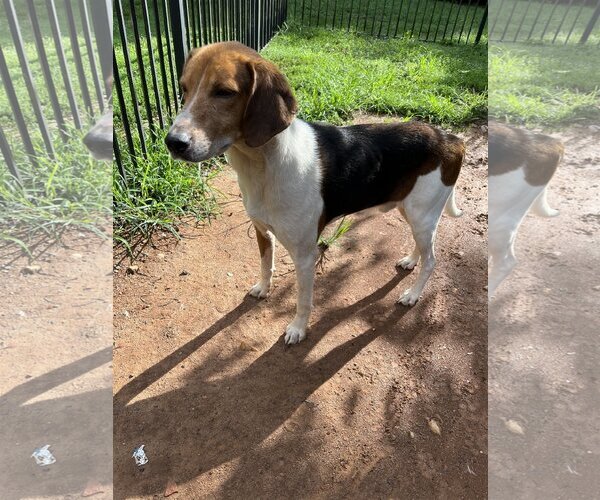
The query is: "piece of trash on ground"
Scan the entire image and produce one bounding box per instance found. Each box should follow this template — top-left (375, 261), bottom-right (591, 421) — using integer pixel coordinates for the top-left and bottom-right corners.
top-left (31, 445), bottom-right (56, 466)
top-left (505, 419), bottom-right (524, 435)
top-left (82, 480), bottom-right (106, 497)
top-left (132, 445), bottom-right (148, 466)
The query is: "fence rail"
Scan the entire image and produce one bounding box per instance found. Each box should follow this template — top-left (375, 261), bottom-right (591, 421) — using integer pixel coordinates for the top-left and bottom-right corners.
top-left (0, 0), bottom-right (112, 180)
top-left (489, 0), bottom-right (600, 44)
top-left (288, 0), bottom-right (488, 44)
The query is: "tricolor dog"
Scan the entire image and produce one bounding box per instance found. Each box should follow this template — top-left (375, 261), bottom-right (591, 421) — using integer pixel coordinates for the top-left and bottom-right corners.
top-left (166, 42), bottom-right (465, 344)
top-left (488, 121), bottom-right (562, 297)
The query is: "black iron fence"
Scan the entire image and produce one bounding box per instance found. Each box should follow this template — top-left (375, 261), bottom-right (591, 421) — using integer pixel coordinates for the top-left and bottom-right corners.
top-left (288, 0), bottom-right (488, 44)
top-left (0, 0), bottom-right (112, 180)
top-left (489, 0), bottom-right (600, 44)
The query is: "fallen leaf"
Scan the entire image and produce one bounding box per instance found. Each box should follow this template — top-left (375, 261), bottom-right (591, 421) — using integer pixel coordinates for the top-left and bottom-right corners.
top-left (428, 419), bottom-right (441, 435)
top-left (164, 479), bottom-right (179, 497)
top-left (505, 419), bottom-right (524, 435)
top-left (239, 341), bottom-right (257, 352)
top-left (22, 265), bottom-right (41, 275)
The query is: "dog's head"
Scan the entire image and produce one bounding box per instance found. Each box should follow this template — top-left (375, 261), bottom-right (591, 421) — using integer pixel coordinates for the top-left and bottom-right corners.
top-left (165, 42), bottom-right (297, 163)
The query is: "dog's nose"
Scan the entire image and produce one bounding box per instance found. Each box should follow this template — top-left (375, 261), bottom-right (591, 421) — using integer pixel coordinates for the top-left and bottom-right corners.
top-left (165, 131), bottom-right (191, 154)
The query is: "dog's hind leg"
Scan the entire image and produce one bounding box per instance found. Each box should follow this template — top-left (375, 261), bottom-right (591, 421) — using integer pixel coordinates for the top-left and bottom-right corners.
top-left (397, 170), bottom-right (451, 306)
top-left (396, 207), bottom-right (420, 270)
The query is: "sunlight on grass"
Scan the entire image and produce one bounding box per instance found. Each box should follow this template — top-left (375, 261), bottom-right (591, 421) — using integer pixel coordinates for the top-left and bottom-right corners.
top-left (262, 24), bottom-right (488, 126)
top-left (489, 44), bottom-right (600, 126)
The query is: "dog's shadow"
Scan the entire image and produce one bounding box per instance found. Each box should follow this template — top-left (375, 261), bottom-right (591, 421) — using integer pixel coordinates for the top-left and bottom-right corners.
top-left (113, 250), bottom-right (427, 497)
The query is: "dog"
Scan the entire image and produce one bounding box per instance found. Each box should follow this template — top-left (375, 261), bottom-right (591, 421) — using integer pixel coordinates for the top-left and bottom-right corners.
top-left (165, 42), bottom-right (464, 344)
top-left (488, 121), bottom-right (562, 297)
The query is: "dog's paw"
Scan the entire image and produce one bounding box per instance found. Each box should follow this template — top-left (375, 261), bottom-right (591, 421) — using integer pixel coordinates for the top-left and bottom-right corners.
top-left (397, 288), bottom-right (420, 306)
top-left (248, 282), bottom-right (270, 299)
top-left (396, 255), bottom-right (418, 270)
top-left (284, 324), bottom-right (306, 345)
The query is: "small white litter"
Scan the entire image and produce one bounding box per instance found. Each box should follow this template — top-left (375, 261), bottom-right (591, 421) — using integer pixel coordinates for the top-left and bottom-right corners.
top-left (132, 445), bottom-right (148, 466)
top-left (32, 445), bottom-right (56, 466)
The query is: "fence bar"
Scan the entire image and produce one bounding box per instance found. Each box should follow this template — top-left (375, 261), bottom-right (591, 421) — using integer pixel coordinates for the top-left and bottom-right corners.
top-left (170, 0), bottom-right (188, 78)
top-left (45, 0), bottom-right (82, 129)
top-left (0, 44), bottom-right (39, 168)
top-left (565, 0), bottom-right (587, 44)
top-left (141, 0), bottom-right (165, 129)
top-left (475, 5), bottom-right (487, 44)
top-left (3, 0), bottom-right (55, 157)
top-left (540, 0), bottom-right (562, 41)
top-left (64, 0), bottom-right (94, 116)
top-left (89, 0), bottom-right (113, 87)
top-left (0, 124), bottom-right (21, 183)
top-left (79, 0), bottom-right (105, 112)
top-left (115, 0), bottom-right (147, 156)
top-left (580, 0), bottom-right (600, 43)
top-left (457, 0), bottom-right (474, 43)
top-left (513, 0), bottom-right (532, 42)
top-left (113, 51), bottom-right (137, 170)
top-left (183, 0), bottom-right (191, 49)
top-left (153, 0), bottom-right (173, 119)
top-left (113, 129), bottom-right (126, 183)
top-left (552, 0), bottom-right (575, 43)
top-left (162, 0), bottom-right (180, 112)
top-left (25, 0), bottom-right (67, 141)
top-left (527, 0), bottom-right (550, 40)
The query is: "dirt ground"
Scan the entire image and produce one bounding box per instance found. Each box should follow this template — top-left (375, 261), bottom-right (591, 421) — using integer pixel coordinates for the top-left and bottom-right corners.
top-left (0, 234), bottom-right (113, 499)
top-left (489, 127), bottom-right (600, 498)
top-left (113, 123), bottom-right (488, 499)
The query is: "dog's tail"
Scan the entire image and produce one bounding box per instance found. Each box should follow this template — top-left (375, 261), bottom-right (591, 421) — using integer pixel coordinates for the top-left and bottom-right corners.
top-left (444, 186), bottom-right (463, 218)
top-left (530, 186), bottom-right (559, 217)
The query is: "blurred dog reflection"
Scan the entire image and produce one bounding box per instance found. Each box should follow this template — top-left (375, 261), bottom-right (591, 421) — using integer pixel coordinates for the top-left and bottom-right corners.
top-left (488, 122), bottom-right (563, 297)
top-left (83, 78), bottom-right (113, 161)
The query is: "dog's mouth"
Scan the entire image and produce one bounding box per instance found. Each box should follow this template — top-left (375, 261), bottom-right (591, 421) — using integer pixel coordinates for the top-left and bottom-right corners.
top-left (168, 140), bottom-right (232, 163)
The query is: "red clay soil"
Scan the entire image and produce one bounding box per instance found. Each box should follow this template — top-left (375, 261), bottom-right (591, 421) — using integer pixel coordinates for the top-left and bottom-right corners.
top-left (489, 127), bottom-right (600, 498)
top-left (0, 235), bottom-right (113, 500)
top-left (113, 124), bottom-right (488, 499)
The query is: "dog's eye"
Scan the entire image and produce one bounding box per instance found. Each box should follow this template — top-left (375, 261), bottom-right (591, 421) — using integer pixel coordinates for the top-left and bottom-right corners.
top-left (213, 88), bottom-right (237, 98)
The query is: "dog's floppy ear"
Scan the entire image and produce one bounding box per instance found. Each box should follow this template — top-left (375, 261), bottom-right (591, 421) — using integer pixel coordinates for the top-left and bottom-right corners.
top-left (242, 60), bottom-right (297, 148)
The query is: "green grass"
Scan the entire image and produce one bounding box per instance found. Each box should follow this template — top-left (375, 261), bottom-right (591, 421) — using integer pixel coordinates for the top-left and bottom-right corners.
top-left (0, 1), bottom-right (110, 259)
top-left (113, 134), bottom-right (221, 260)
top-left (489, 43), bottom-right (600, 126)
top-left (0, 130), bottom-right (111, 261)
top-left (262, 24), bottom-right (487, 126)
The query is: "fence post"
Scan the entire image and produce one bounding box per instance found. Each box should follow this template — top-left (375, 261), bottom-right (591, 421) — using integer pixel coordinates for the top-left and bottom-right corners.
top-left (580, 2), bottom-right (600, 44)
top-left (475, 6), bottom-right (487, 44)
top-left (170, 0), bottom-right (188, 78)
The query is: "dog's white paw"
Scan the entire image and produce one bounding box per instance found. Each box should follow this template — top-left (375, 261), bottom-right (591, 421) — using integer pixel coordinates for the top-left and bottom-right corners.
top-left (397, 288), bottom-right (420, 306)
top-left (248, 282), bottom-right (270, 299)
top-left (396, 255), bottom-right (418, 270)
top-left (284, 324), bottom-right (306, 345)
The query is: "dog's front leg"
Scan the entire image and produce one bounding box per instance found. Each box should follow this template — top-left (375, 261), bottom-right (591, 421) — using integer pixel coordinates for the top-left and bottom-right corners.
top-left (284, 245), bottom-right (319, 345)
top-left (249, 224), bottom-right (275, 299)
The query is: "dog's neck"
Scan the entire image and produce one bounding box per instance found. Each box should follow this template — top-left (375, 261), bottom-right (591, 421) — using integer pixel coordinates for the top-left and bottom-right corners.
top-left (229, 118), bottom-right (300, 168)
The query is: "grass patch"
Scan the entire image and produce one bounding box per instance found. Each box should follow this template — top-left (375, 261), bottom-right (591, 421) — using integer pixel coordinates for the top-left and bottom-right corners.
top-left (0, 130), bottom-right (111, 261)
top-left (113, 134), bottom-right (221, 260)
top-left (489, 43), bottom-right (600, 126)
top-left (262, 24), bottom-right (487, 126)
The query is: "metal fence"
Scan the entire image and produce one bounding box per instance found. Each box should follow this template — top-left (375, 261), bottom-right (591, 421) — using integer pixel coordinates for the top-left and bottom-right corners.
top-left (0, 0), bottom-right (112, 181)
top-left (489, 0), bottom-right (600, 44)
top-left (288, 0), bottom-right (488, 44)
top-left (113, 0), bottom-right (287, 179)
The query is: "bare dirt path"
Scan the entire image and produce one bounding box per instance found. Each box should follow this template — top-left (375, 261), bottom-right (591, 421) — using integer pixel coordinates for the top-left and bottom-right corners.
top-left (0, 235), bottom-right (112, 500)
top-left (489, 127), bottom-right (600, 498)
top-left (113, 125), bottom-right (488, 499)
